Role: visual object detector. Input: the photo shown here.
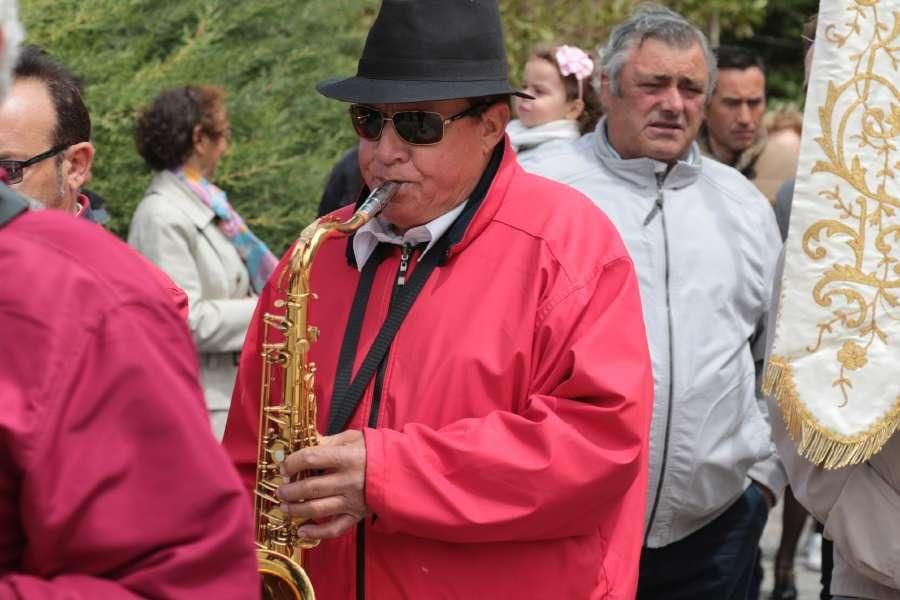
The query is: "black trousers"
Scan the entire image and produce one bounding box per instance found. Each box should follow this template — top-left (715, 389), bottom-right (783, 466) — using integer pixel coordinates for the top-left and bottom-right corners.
top-left (638, 484), bottom-right (770, 600)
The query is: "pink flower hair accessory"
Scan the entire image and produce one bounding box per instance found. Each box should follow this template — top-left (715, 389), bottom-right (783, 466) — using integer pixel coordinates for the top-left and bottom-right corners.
top-left (554, 45), bottom-right (594, 99)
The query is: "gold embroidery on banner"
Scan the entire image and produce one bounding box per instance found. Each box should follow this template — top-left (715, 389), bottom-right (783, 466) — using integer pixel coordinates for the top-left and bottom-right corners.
top-left (801, 0), bottom-right (900, 408)
top-left (765, 0), bottom-right (900, 468)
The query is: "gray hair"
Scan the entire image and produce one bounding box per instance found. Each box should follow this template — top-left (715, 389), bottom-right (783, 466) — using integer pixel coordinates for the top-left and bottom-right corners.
top-left (600, 3), bottom-right (717, 101)
top-left (0, 0), bottom-right (24, 102)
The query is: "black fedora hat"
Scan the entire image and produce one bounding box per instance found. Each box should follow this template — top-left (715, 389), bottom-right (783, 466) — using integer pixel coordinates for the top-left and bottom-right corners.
top-left (317, 0), bottom-right (530, 104)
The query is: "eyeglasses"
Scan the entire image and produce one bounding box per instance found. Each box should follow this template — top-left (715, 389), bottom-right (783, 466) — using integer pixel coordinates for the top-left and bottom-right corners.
top-left (349, 103), bottom-right (485, 145)
top-left (0, 144), bottom-right (69, 184)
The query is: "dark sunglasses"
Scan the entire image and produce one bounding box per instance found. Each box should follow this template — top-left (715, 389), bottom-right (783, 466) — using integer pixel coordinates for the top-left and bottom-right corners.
top-left (349, 103), bottom-right (486, 145)
top-left (0, 144), bottom-right (69, 184)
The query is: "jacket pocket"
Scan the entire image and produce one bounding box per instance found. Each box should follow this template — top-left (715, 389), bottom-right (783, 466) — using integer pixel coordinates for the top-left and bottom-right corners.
top-left (679, 375), bottom-right (769, 519)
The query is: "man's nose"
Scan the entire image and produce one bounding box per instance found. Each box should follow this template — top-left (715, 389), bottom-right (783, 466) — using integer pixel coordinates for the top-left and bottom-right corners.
top-left (373, 120), bottom-right (409, 164)
top-left (736, 103), bottom-right (752, 125)
top-left (659, 85), bottom-right (685, 114)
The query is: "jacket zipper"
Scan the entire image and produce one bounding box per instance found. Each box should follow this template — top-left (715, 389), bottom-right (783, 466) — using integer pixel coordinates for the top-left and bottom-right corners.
top-left (356, 243), bottom-right (413, 600)
top-left (396, 242), bottom-right (412, 286)
top-left (644, 175), bottom-right (675, 546)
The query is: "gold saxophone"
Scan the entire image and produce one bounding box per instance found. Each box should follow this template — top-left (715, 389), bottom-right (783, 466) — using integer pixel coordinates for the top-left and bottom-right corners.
top-left (255, 182), bottom-right (400, 600)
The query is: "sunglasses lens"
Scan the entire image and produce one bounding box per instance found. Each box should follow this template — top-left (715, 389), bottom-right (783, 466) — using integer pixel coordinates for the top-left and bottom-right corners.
top-left (0, 163), bottom-right (22, 184)
top-left (350, 105), bottom-right (384, 140)
top-left (393, 111), bottom-right (443, 145)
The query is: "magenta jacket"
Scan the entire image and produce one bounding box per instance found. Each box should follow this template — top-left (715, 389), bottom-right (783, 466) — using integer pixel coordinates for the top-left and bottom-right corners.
top-left (225, 140), bottom-right (653, 599)
top-left (0, 209), bottom-right (259, 599)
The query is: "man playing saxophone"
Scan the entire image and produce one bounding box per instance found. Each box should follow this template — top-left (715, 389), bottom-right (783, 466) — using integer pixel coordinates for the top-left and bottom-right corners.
top-left (224, 1), bottom-right (654, 598)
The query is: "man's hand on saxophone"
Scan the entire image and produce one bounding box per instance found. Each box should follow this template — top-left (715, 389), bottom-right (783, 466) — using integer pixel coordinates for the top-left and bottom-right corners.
top-left (276, 429), bottom-right (368, 540)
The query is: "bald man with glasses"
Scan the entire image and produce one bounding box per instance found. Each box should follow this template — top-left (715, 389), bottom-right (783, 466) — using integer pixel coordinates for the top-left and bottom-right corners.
top-left (0, 45), bottom-right (188, 317)
top-left (0, 46), bottom-right (94, 216)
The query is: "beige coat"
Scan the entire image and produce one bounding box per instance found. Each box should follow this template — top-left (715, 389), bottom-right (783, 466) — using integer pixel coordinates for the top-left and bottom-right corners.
top-left (750, 136), bottom-right (800, 206)
top-left (699, 128), bottom-right (799, 205)
top-left (128, 170), bottom-right (256, 437)
top-left (770, 407), bottom-right (900, 599)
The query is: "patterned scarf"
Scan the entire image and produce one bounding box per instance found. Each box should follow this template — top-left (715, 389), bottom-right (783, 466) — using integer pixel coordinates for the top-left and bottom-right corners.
top-left (176, 167), bottom-right (277, 294)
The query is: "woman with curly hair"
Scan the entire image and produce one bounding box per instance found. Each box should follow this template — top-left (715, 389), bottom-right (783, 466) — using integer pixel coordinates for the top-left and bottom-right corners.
top-left (128, 85), bottom-right (276, 439)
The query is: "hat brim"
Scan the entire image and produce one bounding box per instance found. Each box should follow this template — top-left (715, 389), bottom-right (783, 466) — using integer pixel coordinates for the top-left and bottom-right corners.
top-left (317, 76), bottom-right (532, 104)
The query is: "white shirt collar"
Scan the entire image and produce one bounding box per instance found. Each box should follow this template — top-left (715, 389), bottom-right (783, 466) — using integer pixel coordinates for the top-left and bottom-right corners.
top-left (352, 200), bottom-right (469, 270)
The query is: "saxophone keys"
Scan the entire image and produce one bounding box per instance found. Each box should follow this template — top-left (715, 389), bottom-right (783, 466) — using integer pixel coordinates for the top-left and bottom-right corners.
top-left (296, 537), bottom-right (321, 550)
top-left (269, 440), bottom-right (290, 466)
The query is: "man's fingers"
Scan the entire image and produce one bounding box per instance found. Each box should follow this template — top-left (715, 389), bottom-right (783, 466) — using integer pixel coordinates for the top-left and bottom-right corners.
top-left (277, 472), bottom-right (349, 503)
top-left (282, 444), bottom-right (349, 476)
top-left (296, 513), bottom-right (361, 541)
top-left (281, 495), bottom-right (345, 521)
top-left (317, 429), bottom-right (363, 448)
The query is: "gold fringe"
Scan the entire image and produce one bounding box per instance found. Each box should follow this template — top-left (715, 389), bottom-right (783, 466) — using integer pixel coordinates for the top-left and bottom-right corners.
top-left (763, 355), bottom-right (900, 470)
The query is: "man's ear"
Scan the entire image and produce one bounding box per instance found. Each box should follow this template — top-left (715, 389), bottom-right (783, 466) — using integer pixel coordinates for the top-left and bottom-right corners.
top-left (63, 141), bottom-right (94, 193)
top-left (479, 101), bottom-right (510, 154)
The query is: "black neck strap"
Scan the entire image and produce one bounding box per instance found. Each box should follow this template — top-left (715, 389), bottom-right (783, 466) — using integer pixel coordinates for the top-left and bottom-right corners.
top-left (327, 241), bottom-right (440, 434)
top-left (326, 143), bottom-right (504, 434)
top-left (0, 185), bottom-right (28, 229)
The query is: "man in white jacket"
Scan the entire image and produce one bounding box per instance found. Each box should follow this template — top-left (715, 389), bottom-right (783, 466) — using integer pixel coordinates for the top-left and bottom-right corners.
top-left (527, 5), bottom-right (786, 599)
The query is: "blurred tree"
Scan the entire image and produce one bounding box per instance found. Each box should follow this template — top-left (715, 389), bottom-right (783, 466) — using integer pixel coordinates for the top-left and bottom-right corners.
top-left (499, 0), bottom-right (816, 107)
top-left (499, 0), bottom-right (768, 85)
top-left (721, 0), bottom-right (818, 102)
top-left (22, 0), bottom-right (374, 254)
top-left (19, 0), bottom-right (811, 252)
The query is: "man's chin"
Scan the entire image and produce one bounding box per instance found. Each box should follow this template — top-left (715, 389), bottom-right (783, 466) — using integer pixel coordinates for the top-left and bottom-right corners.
top-left (728, 140), bottom-right (755, 154)
top-left (643, 143), bottom-right (690, 164)
top-left (381, 205), bottom-right (415, 231)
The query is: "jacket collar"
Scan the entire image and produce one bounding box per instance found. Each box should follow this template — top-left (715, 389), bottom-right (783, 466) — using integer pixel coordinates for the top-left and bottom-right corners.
top-left (0, 182), bottom-right (28, 228)
top-left (697, 124), bottom-right (767, 178)
top-left (507, 118), bottom-right (580, 152)
top-left (592, 117), bottom-right (702, 189)
top-left (74, 193), bottom-right (90, 218)
top-left (148, 169), bottom-right (216, 229)
top-left (440, 137), bottom-right (508, 262)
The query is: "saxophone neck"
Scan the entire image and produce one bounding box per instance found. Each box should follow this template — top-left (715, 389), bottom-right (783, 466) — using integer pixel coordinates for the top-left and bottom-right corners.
top-left (285, 181), bottom-right (401, 287)
top-left (335, 180), bottom-right (401, 233)
top-left (357, 181), bottom-right (401, 220)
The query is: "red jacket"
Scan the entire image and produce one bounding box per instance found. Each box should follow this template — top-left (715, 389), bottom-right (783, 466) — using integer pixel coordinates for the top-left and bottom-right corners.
top-left (77, 192), bottom-right (189, 320)
top-left (224, 141), bottom-right (653, 599)
top-left (0, 209), bottom-right (258, 599)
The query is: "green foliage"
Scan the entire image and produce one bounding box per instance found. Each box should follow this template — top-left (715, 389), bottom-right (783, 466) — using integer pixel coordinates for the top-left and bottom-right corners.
top-left (499, 0), bottom-right (814, 106)
top-left (21, 0), bottom-right (812, 253)
top-left (22, 0), bottom-right (374, 254)
top-left (722, 0), bottom-right (818, 103)
top-left (499, 0), bottom-right (768, 85)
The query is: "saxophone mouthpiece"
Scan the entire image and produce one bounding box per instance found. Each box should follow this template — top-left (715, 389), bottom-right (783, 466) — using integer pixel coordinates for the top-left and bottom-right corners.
top-left (357, 181), bottom-right (400, 220)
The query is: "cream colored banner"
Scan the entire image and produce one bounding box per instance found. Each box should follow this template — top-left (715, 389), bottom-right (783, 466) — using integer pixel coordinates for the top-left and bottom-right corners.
top-left (765, 0), bottom-right (900, 468)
